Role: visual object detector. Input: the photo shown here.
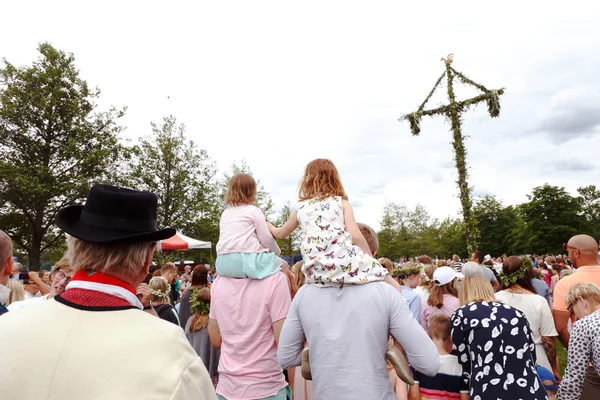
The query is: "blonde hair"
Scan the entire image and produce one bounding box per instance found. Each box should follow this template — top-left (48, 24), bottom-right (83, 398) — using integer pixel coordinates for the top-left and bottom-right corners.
top-left (565, 282), bottom-right (600, 308)
top-left (293, 261), bottom-right (305, 288)
top-left (6, 279), bottom-right (24, 305)
top-left (189, 287), bottom-right (211, 332)
top-left (419, 264), bottom-right (437, 288)
top-left (149, 276), bottom-right (171, 304)
top-left (224, 173), bottom-right (257, 206)
top-left (67, 237), bottom-right (154, 280)
top-left (298, 159), bottom-right (348, 201)
top-left (50, 257), bottom-right (72, 280)
top-left (459, 275), bottom-right (495, 306)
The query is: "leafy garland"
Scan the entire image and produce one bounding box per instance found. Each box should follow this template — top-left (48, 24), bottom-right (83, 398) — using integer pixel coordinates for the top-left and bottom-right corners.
top-left (399, 55), bottom-right (504, 254)
top-left (498, 257), bottom-right (532, 287)
top-left (149, 280), bottom-right (171, 298)
top-left (190, 288), bottom-right (210, 315)
top-left (393, 263), bottom-right (424, 279)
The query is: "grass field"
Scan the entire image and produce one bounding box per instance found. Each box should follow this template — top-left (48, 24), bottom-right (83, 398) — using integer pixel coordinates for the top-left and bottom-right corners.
top-left (558, 341), bottom-right (568, 376)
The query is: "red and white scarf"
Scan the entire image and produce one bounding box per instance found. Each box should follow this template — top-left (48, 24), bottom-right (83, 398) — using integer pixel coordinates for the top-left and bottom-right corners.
top-left (65, 270), bottom-right (143, 309)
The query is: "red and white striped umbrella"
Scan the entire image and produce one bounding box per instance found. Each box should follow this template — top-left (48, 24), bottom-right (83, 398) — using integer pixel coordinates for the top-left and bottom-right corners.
top-left (158, 232), bottom-right (212, 251)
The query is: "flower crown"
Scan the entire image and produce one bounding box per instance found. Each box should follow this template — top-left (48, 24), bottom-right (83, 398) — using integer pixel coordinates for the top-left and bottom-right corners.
top-left (190, 288), bottom-right (211, 315)
top-left (498, 257), bottom-right (532, 287)
top-left (393, 263), bottom-right (424, 279)
top-left (149, 280), bottom-right (171, 298)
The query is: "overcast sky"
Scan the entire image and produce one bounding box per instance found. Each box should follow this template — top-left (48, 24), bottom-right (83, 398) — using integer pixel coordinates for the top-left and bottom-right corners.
top-left (2, 1), bottom-right (599, 230)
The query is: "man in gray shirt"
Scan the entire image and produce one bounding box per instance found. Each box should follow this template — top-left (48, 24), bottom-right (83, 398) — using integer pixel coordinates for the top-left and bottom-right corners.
top-left (472, 251), bottom-right (500, 291)
top-left (278, 280), bottom-right (439, 399)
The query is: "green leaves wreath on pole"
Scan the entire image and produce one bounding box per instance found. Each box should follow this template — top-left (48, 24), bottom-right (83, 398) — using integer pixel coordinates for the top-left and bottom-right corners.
top-left (400, 54), bottom-right (505, 255)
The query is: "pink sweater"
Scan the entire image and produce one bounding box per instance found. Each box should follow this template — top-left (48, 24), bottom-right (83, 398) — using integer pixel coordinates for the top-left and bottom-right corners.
top-left (216, 205), bottom-right (281, 255)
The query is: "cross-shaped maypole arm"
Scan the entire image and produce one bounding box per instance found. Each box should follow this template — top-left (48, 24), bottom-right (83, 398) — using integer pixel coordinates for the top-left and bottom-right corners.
top-left (399, 55), bottom-right (505, 136)
top-left (398, 55), bottom-right (505, 254)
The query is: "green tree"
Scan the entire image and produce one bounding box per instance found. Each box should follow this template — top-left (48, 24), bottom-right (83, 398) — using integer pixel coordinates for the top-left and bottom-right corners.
top-left (437, 217), bottom-right (467, 259)
top-left (521, 184), bottom-right (586, 254)
top-left (474, 195), bottom-right (519, 256)
top-left (128, 116), bottom-right (218, 263)
top-left (577, 185), bottom-right (600, 239)
top-left (378, 202), bottom-right (411, 260)
top-left (0, 43), bottom-right (125, 269)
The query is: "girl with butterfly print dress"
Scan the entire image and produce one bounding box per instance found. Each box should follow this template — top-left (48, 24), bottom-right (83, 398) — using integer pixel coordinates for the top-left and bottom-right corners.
top-left (268, 159), bottom-right (409, 387)
top-left (267, 158), bottom-right (398, 289)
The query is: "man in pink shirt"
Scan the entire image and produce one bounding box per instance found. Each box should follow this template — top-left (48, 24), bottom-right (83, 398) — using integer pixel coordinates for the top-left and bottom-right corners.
top-left (208, 271), bottom-right (291, 400)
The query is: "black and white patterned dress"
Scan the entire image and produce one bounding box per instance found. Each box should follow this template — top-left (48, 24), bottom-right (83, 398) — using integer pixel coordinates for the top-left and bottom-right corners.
top-left (451, 301), bottom-right (549, 400)
top-left (557, 309), bottom-right (600, 400)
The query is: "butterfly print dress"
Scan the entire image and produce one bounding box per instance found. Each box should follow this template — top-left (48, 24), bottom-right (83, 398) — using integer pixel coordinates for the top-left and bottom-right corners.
top-left (297, 196), bottom-right (388, 287)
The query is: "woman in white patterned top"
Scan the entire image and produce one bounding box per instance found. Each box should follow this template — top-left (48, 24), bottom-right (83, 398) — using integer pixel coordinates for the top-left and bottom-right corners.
top-left (557, 282), bottom-right (600, 400)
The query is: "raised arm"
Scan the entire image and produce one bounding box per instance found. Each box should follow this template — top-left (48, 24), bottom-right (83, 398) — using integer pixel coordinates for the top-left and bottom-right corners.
top-left (253, 207), bottom-right (281, 255)
top-left (268, 209), bottom-right (299, 239)
top-left (342, 200), bottom-right (372, 256)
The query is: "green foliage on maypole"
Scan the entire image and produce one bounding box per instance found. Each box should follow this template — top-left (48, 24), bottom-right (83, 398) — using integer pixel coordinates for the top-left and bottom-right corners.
top-left (400, 54), bottom-right (505, 254)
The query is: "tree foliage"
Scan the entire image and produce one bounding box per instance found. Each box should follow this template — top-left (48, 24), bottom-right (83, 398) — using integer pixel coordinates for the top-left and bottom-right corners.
top-left (378, 184), bottom-right (599, 260)
top-left (127, 115), bottom-right (219, 265)
top-left (0, 43), bottom-right (125, 269)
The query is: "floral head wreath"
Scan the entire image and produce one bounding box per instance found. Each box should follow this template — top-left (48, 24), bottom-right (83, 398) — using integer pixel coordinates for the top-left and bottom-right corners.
top-left (498, 257), bottom-right (532, 287)
top-left (393, 263), bottom-right (424, 279)
top-left (149, 278), bottom-right (171, 298)
top-left (190, 288), bottom-right (211, 315)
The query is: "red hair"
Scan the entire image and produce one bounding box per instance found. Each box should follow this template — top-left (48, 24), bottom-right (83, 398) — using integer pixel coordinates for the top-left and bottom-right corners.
top-left (298, 159), bottom-right (348, 201)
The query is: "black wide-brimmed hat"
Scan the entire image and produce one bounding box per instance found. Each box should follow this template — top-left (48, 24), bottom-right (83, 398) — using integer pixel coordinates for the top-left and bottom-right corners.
top-left (56, 184), bottom-right (176, 244)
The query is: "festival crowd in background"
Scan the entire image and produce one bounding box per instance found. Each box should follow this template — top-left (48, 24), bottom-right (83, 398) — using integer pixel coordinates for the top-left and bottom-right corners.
top-left (0, 159), bottom-right (599, 400)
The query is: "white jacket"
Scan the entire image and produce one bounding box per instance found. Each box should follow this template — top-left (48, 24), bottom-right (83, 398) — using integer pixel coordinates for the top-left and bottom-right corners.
top-left (0, 298), bottom-right (217, 400)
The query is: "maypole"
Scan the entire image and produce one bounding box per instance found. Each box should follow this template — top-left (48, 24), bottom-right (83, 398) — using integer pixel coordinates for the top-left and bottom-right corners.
top-left (400, 55), bottom-right (504, 254)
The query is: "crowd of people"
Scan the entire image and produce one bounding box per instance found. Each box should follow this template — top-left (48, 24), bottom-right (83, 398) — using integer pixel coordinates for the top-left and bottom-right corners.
top-left (0, 158), bottom-right (599, 400)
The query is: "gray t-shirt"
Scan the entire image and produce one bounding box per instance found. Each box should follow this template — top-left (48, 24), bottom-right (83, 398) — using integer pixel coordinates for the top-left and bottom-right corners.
top-left (278, 282), bottom-right (440, 400)
top-left (481, 265), bottom-right (497, 284)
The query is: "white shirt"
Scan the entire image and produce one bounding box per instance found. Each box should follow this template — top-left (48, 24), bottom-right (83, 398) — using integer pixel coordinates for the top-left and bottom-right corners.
top-left (8, 294), bottom-right (49, 310)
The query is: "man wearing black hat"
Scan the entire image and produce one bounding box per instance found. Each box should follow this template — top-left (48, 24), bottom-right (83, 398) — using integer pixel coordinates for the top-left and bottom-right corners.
top-left (0, 184), bottom-right (217, 400)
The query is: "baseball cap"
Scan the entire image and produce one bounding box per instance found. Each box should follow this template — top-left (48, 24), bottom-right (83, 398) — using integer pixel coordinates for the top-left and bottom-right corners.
top-left (536, 365), bottom-right (557, 391)
top-left (433, 266), bottom-right (464, 286)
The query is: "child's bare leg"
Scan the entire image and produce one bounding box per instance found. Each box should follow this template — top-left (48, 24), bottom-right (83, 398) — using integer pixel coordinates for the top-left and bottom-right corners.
top-left (384, 274), bottom-right (401, 292)
top-left (396, 378), bottom-right (408, 400)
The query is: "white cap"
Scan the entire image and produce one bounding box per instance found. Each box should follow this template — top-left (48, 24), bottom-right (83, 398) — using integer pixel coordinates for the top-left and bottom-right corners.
top-left (433, 266), bottom-right (464, 286)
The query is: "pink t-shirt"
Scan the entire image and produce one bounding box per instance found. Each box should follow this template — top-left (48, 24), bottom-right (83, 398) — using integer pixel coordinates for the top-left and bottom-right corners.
top-left (421, 294), bottom-right (460, 332)
top-left (209, 272), bottom-right (291, 399)
top-left (216, 204), bottom-right (281, 255)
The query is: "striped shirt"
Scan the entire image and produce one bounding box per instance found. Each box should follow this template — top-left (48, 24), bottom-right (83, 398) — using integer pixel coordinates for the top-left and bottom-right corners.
top-left (411, 354), bottom-right (468, 399)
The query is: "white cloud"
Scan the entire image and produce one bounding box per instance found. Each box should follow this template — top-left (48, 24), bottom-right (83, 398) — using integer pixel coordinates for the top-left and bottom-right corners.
top-left (2, 0), bottom-right (599, 230)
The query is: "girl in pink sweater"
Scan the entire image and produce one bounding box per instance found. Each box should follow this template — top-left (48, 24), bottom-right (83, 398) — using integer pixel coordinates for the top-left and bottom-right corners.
top-left (215, 173), bottom-right (282, 279)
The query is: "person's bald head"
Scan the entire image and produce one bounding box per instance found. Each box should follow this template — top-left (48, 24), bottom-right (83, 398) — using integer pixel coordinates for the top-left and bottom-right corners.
top-left (567, 234), bottom-right (599, 268)
top-left (0, 230), bottom-right (13, 284)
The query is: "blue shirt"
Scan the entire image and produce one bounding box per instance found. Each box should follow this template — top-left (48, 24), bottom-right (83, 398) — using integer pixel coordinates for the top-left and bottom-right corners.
top-left (401, 285), bottom-right (421, 324)
top-left (532, 278), bottom-right (550, 305)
